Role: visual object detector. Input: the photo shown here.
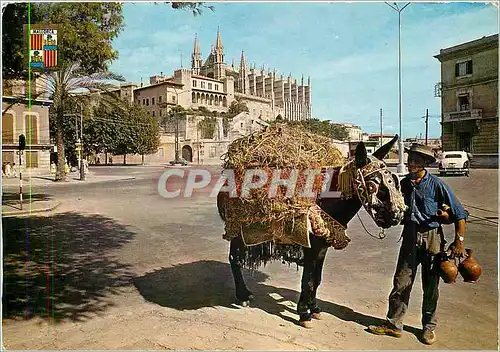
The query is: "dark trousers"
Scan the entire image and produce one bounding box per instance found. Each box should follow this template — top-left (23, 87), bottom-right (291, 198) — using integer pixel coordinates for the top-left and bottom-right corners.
top-left (386, 225), bottom-right (443, 331)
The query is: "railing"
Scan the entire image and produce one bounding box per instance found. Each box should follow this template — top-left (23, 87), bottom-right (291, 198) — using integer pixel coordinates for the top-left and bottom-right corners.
top-left (443, 109), bottom-right (482, 122)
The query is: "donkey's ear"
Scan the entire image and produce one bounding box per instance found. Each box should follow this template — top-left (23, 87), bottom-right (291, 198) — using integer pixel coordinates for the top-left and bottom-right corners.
top-left (355, 142), bottom-right (368, 169)
top-left (372, 134), bottom-right (399, 160)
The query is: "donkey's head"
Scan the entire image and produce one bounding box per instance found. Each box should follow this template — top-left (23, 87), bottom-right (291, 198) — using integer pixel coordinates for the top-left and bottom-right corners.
top-left (339, 135), bottom-right (406, 229)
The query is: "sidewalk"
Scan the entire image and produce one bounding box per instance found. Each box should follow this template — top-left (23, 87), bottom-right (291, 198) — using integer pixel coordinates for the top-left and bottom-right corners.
top-left (1, 171), bottom-right (136, 188)
top-left (2, 199), bottom-right (61, 217)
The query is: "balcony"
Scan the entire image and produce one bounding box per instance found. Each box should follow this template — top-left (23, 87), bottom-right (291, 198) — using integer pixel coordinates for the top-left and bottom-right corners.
top-left (443, 109), bottom-right (482, 123)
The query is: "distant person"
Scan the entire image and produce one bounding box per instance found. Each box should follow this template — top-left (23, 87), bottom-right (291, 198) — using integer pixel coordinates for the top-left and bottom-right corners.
top-left (5, 162), bottom-right (12, 178)
top-left (50, 162), bottom-right (56, 179)
top-left (11, 163), bottom-right (18, 178)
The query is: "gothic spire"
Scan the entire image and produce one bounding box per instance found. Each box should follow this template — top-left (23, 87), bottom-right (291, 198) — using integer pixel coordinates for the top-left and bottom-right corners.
top-left (215, 26), bottom-right (223, 50)
top-left (240, 50), bottom-right (247, 71)
top-left (193, 33), bottom-right (200, 55)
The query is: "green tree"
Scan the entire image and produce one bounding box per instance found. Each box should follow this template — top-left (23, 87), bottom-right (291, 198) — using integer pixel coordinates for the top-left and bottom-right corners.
top-left (282, 118), bottom-right (349, 141)
top-left (161, 105), bottom-right (188, 161)
top-left (3, 2), bottom-right (213, 79)
top-left (83, 100), bottom-right (125, 158)
top-left (227, 97), bottom-right (249, 118)
top-left (130, 104), bottom-right (161, 165)
top-left (36, 61), bottom-right (125, 181)
top-left (169, 2), bottom-right (215, 16)
top-left (2, 3), bottom-right (124, 79)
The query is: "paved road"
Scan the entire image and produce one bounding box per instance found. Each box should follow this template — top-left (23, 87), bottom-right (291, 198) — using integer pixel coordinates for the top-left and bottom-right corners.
top-left (2, 166), bottom-right (498, 350)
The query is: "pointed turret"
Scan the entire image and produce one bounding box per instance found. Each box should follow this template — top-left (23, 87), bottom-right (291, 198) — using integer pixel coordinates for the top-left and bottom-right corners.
top-left (193, 33), bottom-right (200, 56)
top-left (240, 50), bottom-right (247, 71)
top-left (191, 33), bottom-right (202, 75)
top-left (215, 26), bottom-right (223, 51)
top-left (239, 50), bottom-right (249, 94)
top-left (301, 74), bottom-right (304, 86)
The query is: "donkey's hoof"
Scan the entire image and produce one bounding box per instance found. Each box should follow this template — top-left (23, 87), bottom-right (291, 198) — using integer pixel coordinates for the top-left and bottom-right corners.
top-left (311, 312), bottom-right (322, 320)
top-left (299, 320), bottom-right (313, 329)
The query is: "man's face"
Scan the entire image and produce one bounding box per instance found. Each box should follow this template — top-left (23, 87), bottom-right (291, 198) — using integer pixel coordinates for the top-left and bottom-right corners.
top-left (407, 152), bottom-right (426, 173)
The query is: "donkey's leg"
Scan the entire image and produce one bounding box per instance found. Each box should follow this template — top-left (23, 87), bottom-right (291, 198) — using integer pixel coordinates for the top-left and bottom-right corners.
top-left (309, 246), bottom-right (328, 319)
top-left (229, 236), bottom-right (253, 305)
top-left (297, 237), bottom-right (322, 327)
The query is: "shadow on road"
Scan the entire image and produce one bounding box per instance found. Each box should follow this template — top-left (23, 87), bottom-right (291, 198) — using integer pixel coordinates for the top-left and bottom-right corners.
top-left (2, 192), bottom-right (51, 207)
top-left (2, 211), bottom-right (135, 323)
top-left (133, 260), bottom-right (420, 336)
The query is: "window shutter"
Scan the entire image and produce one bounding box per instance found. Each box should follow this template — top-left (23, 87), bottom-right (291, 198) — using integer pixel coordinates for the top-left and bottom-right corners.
top-left (455, 63), bottom-right (460, 77)
top-left (466, 60), bottom-right (473, 74)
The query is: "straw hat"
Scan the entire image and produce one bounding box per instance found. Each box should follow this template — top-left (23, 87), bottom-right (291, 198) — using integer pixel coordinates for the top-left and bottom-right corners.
top-left (405, 143), bottom-right (436, 163)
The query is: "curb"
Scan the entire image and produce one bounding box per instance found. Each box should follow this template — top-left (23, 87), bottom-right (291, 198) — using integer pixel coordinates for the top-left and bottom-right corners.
top-left (2, 201), bottom-right (61, 217)
top-left (2, 176), bottom-right (136, 187)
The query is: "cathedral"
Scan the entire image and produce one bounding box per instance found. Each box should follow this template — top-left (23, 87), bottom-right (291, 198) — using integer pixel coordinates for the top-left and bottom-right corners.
top-left (191, 28), bottom-right (312, 121)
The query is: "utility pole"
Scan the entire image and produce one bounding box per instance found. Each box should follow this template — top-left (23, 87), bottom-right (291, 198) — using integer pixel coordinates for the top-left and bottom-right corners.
top-left (380, 108), bottom-right (383, 149)
top-left (424, 108), bottom-right (429, 145)
top-left (175, 109), bottom-right (179, 162)
top-left (18, 134), bottom-right (25, 210)
top-left (385, 2), bottom-right (410, 174)
top-left (79, 104), bottom-right (85, 180)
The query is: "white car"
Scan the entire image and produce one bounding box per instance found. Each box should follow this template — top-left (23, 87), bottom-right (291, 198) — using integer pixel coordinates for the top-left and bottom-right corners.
top-left (438, 151), bottom-right (471, 176)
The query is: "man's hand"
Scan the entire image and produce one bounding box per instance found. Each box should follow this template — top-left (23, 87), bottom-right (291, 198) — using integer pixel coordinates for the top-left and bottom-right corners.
top-left (447, 238), bottom-right (467, 259)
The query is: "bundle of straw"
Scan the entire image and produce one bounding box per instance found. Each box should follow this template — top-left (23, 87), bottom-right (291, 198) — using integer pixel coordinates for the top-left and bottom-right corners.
top-left (220, 123), bottom-right (347, 248)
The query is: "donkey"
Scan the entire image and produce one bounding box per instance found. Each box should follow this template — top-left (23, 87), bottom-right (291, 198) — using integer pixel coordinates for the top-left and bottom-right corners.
top-left (217, 136), bottom-right (406, 328)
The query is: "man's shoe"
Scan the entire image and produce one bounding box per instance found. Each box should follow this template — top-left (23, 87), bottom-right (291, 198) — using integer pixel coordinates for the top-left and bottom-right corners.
top-left (421, 329), bottom-right (436, 345)
top-left (367, 323), bottom-right (402, 338)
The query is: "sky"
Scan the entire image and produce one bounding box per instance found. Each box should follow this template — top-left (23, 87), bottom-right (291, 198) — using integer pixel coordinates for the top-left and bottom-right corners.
top-left (109, 1), bottom-right (498, 139)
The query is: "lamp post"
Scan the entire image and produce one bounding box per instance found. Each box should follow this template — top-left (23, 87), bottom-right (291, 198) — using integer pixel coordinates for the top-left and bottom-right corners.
top-left (385, 1), bottom-right (410, 174)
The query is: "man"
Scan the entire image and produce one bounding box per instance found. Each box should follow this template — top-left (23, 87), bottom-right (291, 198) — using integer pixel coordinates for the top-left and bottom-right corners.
top-left (368, 143), bottom-right (468, 345)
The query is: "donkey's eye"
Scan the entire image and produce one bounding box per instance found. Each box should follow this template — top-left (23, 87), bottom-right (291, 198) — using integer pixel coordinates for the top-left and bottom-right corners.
top-left (367, 181), bottom-right (378, 193)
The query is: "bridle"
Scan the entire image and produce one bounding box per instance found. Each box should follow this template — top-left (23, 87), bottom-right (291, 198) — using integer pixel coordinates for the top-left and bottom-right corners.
top-left (350, 156), bottom-right (403, 239)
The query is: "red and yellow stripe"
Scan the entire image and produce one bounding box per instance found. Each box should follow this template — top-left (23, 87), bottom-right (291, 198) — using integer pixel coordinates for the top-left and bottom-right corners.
top-left (44, 50), bottom-right (57, 67)
top-left (30, 34), bottom-right (43, 50)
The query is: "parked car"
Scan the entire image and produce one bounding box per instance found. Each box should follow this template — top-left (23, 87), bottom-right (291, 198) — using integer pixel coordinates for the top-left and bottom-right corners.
top-left (438, 151), bottom-right (470, 176)
top-left (169, 158), bottom-right (188, 166)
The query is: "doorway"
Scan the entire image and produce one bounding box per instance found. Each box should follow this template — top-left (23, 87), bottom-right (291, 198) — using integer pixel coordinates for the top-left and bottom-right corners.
top-left (459, 132), bottom-right (472, 152)
top-left (182, 145), bottom-right (193, 162)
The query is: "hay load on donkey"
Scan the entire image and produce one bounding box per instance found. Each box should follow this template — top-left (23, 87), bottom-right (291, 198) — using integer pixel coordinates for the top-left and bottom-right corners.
top-left (218, 123), bottom-right (352, 269)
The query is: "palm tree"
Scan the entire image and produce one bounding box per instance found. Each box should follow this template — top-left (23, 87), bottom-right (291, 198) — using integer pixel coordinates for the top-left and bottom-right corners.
top-left (36, 61), bottom-right (125, 181)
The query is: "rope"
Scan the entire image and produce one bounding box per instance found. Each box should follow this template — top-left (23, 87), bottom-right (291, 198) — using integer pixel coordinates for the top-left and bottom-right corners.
top-left (356, 212), bottom-right (386, 240)
top-left (467, 214), bottom-right (498, 225)
top-left (462, 203), bottom-right (497, 215)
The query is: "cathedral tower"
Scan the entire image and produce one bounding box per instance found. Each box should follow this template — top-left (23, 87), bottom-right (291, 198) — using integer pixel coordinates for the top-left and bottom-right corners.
top-left (191, 34), bottom-right (202, 75)
top-left (213, 26), bottom-right (225, 80)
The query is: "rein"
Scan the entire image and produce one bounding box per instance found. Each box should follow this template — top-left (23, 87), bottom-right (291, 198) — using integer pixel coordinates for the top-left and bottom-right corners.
top-left (356, 212), bottom-right (386, 240)
top-left (340, 157), bottom-right (393, 241)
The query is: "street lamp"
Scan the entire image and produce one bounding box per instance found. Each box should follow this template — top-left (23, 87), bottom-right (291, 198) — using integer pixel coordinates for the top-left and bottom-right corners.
top-left (385, 1), bottom-right (410, 174)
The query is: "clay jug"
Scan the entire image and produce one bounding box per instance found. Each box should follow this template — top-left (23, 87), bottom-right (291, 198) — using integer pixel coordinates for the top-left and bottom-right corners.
top-left (458, 249), bottom-right (482, 283)
top-left (438, 253), bottom-right (458, 284)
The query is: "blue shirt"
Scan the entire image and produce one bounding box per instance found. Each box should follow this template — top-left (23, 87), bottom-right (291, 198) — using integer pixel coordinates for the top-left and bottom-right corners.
top-left (401, 170), bottom-right (468, 230)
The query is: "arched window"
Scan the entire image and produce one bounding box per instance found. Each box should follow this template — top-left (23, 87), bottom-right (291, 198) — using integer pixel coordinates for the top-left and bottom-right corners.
top-left (192, 92), bottom-right (196, 103)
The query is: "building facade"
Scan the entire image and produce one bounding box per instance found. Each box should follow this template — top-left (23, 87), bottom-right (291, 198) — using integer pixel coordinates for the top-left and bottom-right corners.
top-left (332, 123), bottom-right (363, 141)
top-left (2, 96), bottom-right (53, 172)
top-left (434, 34), bottom-right (498, 167)
top-left (109, 28), bottom-right (313, 164)
top-left (133, 28), bottom-right (312, 122)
